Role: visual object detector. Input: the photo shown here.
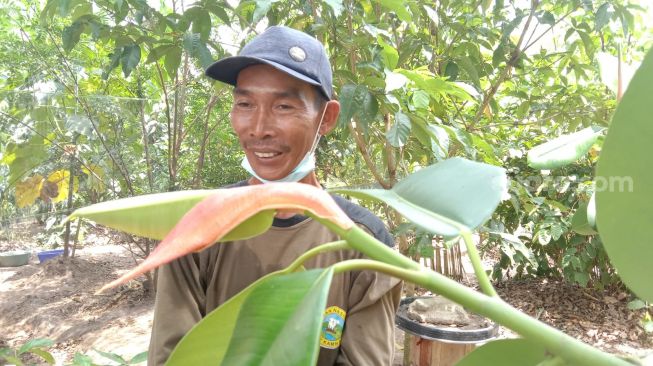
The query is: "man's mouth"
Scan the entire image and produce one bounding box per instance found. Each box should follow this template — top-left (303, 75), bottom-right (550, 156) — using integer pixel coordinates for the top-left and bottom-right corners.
top-left (254, 151), bottom-right (282, 158)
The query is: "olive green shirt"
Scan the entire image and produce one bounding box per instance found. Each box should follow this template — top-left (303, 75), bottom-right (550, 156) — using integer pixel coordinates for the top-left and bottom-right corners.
top-left (148, 194), bottom-right (401, 366)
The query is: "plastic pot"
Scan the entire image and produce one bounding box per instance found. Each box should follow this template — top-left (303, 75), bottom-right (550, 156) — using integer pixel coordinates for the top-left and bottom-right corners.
top-left (0, 250), bottom-right (30, 267)
top-left (37, 249), bottom-right (64, 263)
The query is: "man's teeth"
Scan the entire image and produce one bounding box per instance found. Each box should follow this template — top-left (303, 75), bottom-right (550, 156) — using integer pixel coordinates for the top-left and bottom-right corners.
top-left (254, 152), bottom-right (279, 158)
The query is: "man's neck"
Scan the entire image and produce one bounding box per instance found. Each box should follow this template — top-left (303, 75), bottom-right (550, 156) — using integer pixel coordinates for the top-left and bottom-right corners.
top-left (247, 171), bottom-right (322, 188)
top-left (247, 172), bottom-right (322, 219)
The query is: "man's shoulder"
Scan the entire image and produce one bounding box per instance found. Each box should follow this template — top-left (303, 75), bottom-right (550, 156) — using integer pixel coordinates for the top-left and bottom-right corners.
top-left (329, 195), bottom-right (394, 248)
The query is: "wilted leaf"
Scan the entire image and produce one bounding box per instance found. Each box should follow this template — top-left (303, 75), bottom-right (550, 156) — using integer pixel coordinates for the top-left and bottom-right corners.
top-left (47, 170), bottom-right (78, 204)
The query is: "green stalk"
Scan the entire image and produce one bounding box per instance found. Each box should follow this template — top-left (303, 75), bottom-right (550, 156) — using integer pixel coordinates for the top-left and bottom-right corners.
top-left (310, 215), bottom-right (420, 271)
top-left (284, 240), bottom-right (350, 273)
top-left (461, 230), bottom-right (497, 297)
top-left (332, 259), bottom-right (630, 366)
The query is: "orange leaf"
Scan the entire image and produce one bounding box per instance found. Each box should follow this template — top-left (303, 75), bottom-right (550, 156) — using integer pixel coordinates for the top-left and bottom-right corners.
top-left (98, 183), bottom-right (354, 293)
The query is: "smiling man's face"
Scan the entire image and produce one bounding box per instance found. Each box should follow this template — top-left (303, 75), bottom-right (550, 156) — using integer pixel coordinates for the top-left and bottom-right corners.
top-left (230, 64), bottom-right (328, 182)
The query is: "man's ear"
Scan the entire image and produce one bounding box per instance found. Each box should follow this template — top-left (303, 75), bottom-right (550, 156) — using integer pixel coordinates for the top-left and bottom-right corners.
top-left (319, 100), bottom-right (340, 135)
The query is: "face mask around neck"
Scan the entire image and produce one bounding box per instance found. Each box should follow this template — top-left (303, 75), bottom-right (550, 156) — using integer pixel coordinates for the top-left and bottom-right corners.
top-left (241, 105), bottom-right (327, 184)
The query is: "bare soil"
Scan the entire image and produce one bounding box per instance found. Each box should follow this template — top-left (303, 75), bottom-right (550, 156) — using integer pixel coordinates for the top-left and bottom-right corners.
top-left (0, 223), bottom-right (153, 365)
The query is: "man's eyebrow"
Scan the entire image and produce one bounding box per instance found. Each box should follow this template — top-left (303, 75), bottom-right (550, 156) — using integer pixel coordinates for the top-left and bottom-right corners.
top-left (233, 87), bottom-right (250, 96)
top-left (233, 87), bottom-right (303, 100)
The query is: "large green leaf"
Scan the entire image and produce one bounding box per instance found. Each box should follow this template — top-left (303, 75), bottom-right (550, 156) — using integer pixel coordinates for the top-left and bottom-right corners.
top-left (596, 47), bottom-right (653, 302)
top-left (456, 339), bottom-right (548, 366)
top-left (331, 157), bottom-right (507, 238)
top-left (68, 190), bottom-right (275, 242)
top-left (167, 268), bottom-right (334, 366)
top-left (527, 126), bottom-right (603, 169)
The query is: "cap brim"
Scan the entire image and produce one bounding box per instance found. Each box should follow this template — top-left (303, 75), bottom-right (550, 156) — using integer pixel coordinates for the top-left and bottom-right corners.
top-left (205, 56), bottom-right (321, 89)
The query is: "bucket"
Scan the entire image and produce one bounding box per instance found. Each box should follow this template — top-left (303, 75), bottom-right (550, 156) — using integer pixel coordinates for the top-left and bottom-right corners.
top-left (396, 296), bottom-right (498, 366)
top-left (0, 250), bottom-right (30, 267)
top-left (37, 249), bottom-right (64, 263)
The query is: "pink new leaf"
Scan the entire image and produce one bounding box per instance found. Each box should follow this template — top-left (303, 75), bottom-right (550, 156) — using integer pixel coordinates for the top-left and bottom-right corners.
top-left (98, 183), bottom-right (354, 293)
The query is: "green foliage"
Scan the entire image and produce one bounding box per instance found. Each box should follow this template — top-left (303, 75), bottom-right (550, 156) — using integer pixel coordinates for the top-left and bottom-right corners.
top-left (0, 337), bottom-right (147, 366)
top-left (0, 338), bottom-right (54, 366)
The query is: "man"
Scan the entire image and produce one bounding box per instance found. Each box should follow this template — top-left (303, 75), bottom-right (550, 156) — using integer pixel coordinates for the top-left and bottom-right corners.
top-left (148, 26), bottom-right (402, 365)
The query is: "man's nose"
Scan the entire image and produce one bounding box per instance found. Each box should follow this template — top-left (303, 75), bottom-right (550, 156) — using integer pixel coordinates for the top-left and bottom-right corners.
top-left (248, 108), bottom-right (274, 138)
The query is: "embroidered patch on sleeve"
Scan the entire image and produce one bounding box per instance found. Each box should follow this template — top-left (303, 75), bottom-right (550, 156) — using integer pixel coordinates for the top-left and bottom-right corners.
top-left (320, 306), bottom-right (346, 349)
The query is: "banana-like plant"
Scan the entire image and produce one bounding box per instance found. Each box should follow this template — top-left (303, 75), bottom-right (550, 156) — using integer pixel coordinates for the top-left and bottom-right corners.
top-left (68, 47), bottom-right (653, 365)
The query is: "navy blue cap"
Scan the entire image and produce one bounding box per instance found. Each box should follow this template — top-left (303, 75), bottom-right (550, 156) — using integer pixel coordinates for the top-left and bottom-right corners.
top-left (205, 26), bottom-right (333, 100)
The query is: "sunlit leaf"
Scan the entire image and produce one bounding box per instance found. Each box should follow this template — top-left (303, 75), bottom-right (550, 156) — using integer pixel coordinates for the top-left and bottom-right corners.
top-left (324, 0), bottom-right (344, 17)
top-left (457, 338), bottom-right (548, 366)
top-left (527, 126), bottom-right (603, 169)
top-left (331, 158), bottom-right (507, 238)
top-left (253, 0), bottom-right (273, 23)
top-left (82, 164), bottom-right (106, 194)
top-left (168, 268), bottom-right (333, 366)
top-left (47, 170), bottom-right (78, 204)
top-left (15, 174), bottom-right (44, 208)
top-left (596, 47), bottom-right (653, 302)
top-left (375, 0), bottom-right (411, 22)
top-left (386, 112), bottom-right (411, 147)
top-left (378, 37), bottom-right (399, 70)
top-left (595, 3), bottom-right (612, 31)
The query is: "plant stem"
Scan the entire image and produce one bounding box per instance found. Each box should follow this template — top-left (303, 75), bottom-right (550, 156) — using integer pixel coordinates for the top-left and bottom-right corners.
top-left (460, 230), bottom-right (497, 297)
top-left (332, 259), bottom-right (630, 366)
top-left (284, 240), bottom-right (351, 273)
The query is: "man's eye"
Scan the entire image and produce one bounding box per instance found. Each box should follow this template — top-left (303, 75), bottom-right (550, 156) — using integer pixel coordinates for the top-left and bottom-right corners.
top-left (277, 104), bottom-right (293, 110)
top-left (236, 102), bottom-right (251, 108)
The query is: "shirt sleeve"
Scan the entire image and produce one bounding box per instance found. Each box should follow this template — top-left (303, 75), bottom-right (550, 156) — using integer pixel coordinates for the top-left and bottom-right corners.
top-left (335, 270), bottom-right (403, 366)
top-left (147, 254), bottom-right (206, 366)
